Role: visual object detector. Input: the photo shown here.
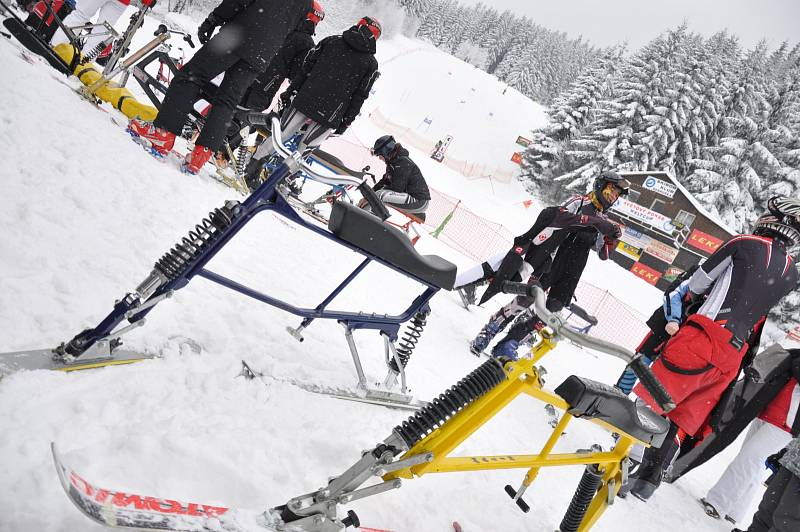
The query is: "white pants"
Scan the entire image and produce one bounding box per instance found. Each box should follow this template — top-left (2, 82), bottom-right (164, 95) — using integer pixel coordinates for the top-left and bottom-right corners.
top-left (52, 0), bottom-right (127, 54)
top-left (704, 419), bottom-right (792, 524)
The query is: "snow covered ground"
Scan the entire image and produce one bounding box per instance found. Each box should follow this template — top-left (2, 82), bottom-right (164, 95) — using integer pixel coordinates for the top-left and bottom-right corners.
top-left (0, 11), bottom-right (770, 532)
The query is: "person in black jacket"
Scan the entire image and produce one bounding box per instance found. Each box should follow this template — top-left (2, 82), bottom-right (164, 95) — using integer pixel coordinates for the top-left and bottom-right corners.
top-left (224, 1), bottom-right (322, 153)
top-left (366, 134), bottom-right (431, 219)
top-left (127, 0), bottom-right (311, 175)
top-left (244, 16), bottom-right (381, 190)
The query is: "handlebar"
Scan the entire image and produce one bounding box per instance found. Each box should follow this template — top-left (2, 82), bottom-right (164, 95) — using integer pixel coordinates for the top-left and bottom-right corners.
top-left (501, 281), bottom-right (676, 412)
top-left (269, 117), bottom-right (391, 221)
top-left (154, 24), bottom-right (195, 48)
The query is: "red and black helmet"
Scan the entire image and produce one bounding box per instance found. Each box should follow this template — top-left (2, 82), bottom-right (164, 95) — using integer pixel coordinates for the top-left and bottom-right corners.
top-left (356, 16), bottom-right (382, 40)
top-left (307, 1), bottom-right (324, 25)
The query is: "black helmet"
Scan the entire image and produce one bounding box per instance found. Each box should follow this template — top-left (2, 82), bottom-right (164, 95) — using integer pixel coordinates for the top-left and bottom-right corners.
top-left (754, 196), bottom-right (800, 249)
top-left (592, 170), bottom-right (630, 211)
top-left (371, 135), bottom-right (396, 158)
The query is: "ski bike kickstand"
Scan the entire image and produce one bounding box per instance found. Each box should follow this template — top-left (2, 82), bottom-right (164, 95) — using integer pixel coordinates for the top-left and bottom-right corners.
top-left (0, 117), bottom-right (456, 412)
top-left (265, 283), bottom-right (675, 532)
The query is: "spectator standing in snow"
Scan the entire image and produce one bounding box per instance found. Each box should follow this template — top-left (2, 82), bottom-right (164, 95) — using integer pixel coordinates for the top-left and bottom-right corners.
top-left (735, 435), bottom-right (800, 532)
top-left (628, 196), bottom-right (800, 502)
top-left (700, 357), bottom-right (799, 526)
top-left (243, 16), bottom-right (381, 191)
top-left (127, 0), bottom-right (311, 174)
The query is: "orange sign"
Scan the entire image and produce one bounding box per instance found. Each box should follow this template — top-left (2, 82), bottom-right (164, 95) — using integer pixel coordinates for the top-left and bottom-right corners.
top-left (686, 229), bottom-right (724, 254)
top-left (631, 262), bottom-right (662, 285)
top-left (511, 152), bottom-right (523, 165)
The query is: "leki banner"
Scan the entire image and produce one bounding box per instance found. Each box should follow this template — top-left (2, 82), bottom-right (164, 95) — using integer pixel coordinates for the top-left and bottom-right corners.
top-left (631, 261), bottom-right (662, 285)
top-left (686, 228), bottom-right (725, 254)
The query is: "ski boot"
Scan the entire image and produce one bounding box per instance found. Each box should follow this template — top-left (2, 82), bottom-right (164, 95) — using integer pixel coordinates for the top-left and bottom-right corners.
top-left (127, 118), bottom-right (175, 157)
top-left (469, 318), bottom-right (503, 356)
top-left (490, 338), bottom-right (520, 360)
top-left (628, 436), bottom-right (678, 501)
top-left (182, 145), bottom-right (213, 175)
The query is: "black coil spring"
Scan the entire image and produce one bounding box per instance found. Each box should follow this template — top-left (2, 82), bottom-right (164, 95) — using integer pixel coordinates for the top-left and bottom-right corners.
top-left (389, 310), bottom-right (429, 372)
top-left (235, 143), bottom-right (249, 177)
top-left (154, 203), bottom-right (239, 281)
top-left (393, 358), bottom-right (507, 448)
top-left (559, 465), bottom-right (603, 532)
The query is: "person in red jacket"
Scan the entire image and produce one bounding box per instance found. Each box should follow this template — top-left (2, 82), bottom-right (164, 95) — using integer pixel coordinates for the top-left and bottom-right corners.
top-left (700, 375), bottom-right (798, 525)
top-left (629, 196), bottom-right (800, 501)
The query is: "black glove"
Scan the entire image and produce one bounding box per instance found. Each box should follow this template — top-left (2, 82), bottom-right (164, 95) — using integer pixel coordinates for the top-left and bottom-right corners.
top-left (197, 14), bottom-right (219, 45)
top-left (334, 121), bottom-right (350, 135)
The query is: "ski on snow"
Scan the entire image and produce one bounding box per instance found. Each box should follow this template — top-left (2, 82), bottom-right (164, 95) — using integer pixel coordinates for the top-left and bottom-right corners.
top-left (52, 442), bottom-right (280, 531)
top-left (240, 359), bottom-right (427, 411)
top-left (53, 442), bottom-right (396, 532)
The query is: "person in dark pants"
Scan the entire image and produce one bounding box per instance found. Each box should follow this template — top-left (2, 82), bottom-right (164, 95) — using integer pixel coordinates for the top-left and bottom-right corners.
top-left (735, 437), bottom-right (800, 532)
top-left (223, 1), bottom-right (322, 154)
top-left (629, 196), bottom-right (800, 502)
top-left (128, 0), bottom-right (311, 174)
top-left (244, 16), bottom-right (381, 191)
top-left (362, 135), bottom-right (430, 219)
top-left (462, 172), bottom-right (628, 358)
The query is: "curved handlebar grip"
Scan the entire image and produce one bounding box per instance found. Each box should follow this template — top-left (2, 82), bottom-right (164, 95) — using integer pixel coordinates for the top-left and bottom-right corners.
top-left (358, 182), bottom-right (391, 221)
top-left (501, 281), bottom-right (533, 297)
top-left (629, 356), bottom-right (675, 413)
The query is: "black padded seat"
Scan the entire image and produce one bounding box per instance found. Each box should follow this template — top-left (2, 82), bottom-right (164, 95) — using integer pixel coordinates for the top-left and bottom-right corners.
top-left (554, 375), bottom-right (670, 447)
top-left (328, 201), bottom-right (457, 290)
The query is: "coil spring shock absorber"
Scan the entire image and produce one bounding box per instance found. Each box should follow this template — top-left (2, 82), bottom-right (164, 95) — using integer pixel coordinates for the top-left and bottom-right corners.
top-left (389, 309), bottom-right (430, 373)
top-left (235, 143), bottom-right (249, 177)
top-left (392, 358), bottom-right (507, 448)
top-left (153, 200), bottom-right (241, 282)
top-left (559, 464), bottom-right (603, 532)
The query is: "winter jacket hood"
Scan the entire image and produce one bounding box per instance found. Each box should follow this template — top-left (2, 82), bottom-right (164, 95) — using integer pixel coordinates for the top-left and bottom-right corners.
top-left (342, 25), bottom-right (377, 54)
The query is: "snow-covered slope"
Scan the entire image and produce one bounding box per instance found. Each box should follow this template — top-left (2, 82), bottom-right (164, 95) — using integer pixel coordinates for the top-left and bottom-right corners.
top-left (0, 17), bottom-right (753, 532)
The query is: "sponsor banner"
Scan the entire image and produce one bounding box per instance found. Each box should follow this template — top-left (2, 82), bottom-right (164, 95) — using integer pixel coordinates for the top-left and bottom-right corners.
top-left (686, 228), bottom-right (725, 254)
top-left (611, 197), bottom-right (676, 233)
top-left (642, 175), bottom-right (677, 198)
top-left (616, 241), bottom-right (642, 261)
top-left (663, 265), bottom-right (685, 283)
top-left (620, 226), bottom-right (652, 249)
top-left (511, 152), bottom-right (523, 165)
top-left (644, 239), bottom-right (680, 264)
top-left (631, 261), bottom-right (662, 285)
top-left (515, 135), bottom-right (532, 147)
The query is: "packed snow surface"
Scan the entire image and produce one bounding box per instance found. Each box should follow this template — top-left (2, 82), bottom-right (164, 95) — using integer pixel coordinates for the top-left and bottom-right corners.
top-left (0, 11), bottom-right (764, 532)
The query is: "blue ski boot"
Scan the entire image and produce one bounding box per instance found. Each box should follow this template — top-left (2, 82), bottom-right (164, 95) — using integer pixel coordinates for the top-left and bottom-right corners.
top-left (470, 318), bottom-right (503, 356)
top-left (491, 339), bottom-right (520, 360)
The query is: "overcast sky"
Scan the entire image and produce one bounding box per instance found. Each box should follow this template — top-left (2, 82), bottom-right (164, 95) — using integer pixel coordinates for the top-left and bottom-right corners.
top-left (456, 0), bottom-right (799, 51)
